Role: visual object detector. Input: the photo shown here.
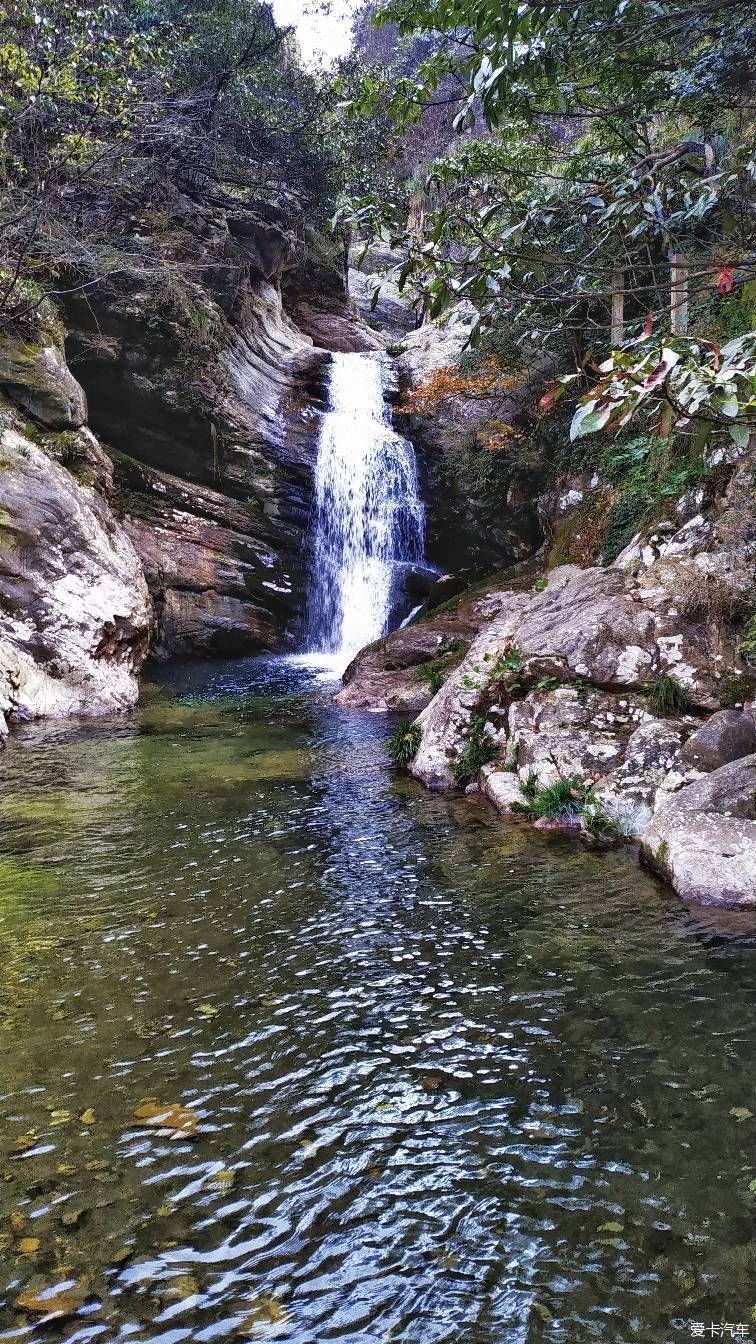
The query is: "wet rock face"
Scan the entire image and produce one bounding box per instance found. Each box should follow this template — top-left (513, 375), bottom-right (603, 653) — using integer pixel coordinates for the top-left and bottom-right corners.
top-left (641, 756), bottom-right (756, 907)
top-left (55, 196), bottom-right (356, 654)
top-left (0, 419), bottom-right (151, 730)
top-left (0, 326), bottom-right (87, 430)
top-left (114, 454), bottom-right (301, 658)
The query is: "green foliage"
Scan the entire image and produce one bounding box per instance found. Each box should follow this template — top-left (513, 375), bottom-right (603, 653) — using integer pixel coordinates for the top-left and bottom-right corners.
top-left (567, 334), bottom-right (756, 447)
top-left (719, 672), bottom-right (755, 707)
top-left (647, 674), bottom-right (692, 716)
top-left (581, 799), bottom-right (635, 842)
top-left (739, 616), bottom-right (756, 659)
top-left (601, 489), bottom-right (652, 565)
top-left (345, 0), bottom-right (756, 447)
top-left (386, 718), bottom-right (422, 768)
top-left (535, 675), bottom-right (559, 693)
top-left (513, 772), bottom-right (591, 822)
top-left (452, 714), bottom-right (499, 785)
top-left (416, 644), bottom-right (466, 694)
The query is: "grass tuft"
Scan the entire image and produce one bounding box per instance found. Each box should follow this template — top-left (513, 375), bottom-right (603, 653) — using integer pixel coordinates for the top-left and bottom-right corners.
top-left (387, 720), bottom-right (422, 769)
top-left (646, 673), bottom-right (692, 716)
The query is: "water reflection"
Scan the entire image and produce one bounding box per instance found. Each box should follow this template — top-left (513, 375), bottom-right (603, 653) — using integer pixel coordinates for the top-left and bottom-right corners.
top-left (0, 656), bottom-right (755, 1343)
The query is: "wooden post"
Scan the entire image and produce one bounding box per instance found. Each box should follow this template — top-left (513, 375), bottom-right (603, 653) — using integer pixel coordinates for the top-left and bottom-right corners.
top-left (611, 267), bottom-right (625, 347)
top-left (670, 253), bottom-right (689, 334)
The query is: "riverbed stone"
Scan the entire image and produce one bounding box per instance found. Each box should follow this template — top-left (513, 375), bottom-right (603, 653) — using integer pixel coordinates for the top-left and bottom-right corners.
top-left (480, 767), bottom-right (524, 815)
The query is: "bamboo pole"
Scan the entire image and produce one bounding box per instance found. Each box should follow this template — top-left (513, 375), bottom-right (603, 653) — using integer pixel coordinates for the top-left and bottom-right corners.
top-left (670, 253), bottom-right (689, 334)
top-left (611, 267), bottom-right (625, 346)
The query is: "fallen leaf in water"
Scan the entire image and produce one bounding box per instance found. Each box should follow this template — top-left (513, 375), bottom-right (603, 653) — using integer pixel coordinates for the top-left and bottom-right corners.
top-left (15, 1282), bottom-right (83, 1322)
top-left (530, 1302), bottom-right (553, 1324)
top-left (197, 1003), bottom-right (219, 1018)
top-left (9, 1212), bottom-right (25, 1234)
top-left (730, 1107), bottom-right (753, 1122)
top-left (50, 1110), bottom-right (72, 1127)
top-left (56, 1163), bottom-right (76, 1176)
top-left (110, 1245), bottom-right (133, 1266)
top-left (207, 1169), bottom-right (236, 1190)
top-left (14, 1131), bottom-right (37, 1153)
top-left (161, 1273), bottom-right (199, 1301)
top-left (237, 1292), bottom-right (290, 1336)
top-left (133, 1098), bottom-right (199, 1138)
top-left (420, 1076), bottom-right (440, 1093)
top-left (368, 1166), bottom-right (383, 1180)
top-left (19, 1237), bottom-right (40, 1254)
top-left (61, 1209), bottom-right (83, 1228)
top-left (156, 1203), bottom-right (175, 1218)
top-left (79, 1108), bottom-right (96, 1126)
top-left (597, 1221), bottom-right (624, 1234)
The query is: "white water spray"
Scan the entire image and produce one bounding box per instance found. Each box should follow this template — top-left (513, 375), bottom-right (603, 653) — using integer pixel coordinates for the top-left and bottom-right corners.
top-left (307, 353), bottom-right (425, 668)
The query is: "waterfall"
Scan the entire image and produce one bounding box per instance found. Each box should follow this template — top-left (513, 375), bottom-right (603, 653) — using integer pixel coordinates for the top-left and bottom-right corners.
top-left (307, 352), bottom-right (425, 667)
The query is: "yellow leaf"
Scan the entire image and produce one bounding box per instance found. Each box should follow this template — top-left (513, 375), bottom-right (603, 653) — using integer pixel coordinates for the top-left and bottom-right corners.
top-left (9, 1212), bottom-right (25, 1234)
top-left (18, 1237), bottom-right (40, 1254)
top-left (197, 1003), bottom-right (219, 1018)
top-left (729, 1107), bottom-right (753, 1123)
top-left (79, 1109), bottom-right (96, 1126)
top-left (50, 1110), bottom-right (71, 1127)
top-left (14, 1131), bottom-right (37, 1153)
top-left (133, 1098), bottom-right (199, 1139)
top-left (16, 1283), bottom-right (83, 1322)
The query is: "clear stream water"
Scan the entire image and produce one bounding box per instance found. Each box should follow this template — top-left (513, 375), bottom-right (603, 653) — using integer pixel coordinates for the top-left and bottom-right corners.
top-left (1, 656), bottom-right (756, 1344)
top-left (307, 353), bottom-right (425, 668)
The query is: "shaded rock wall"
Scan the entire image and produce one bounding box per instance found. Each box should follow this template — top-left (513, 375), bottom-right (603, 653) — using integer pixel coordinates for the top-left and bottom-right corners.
top-left (0, 409), bottom-right (151, 736)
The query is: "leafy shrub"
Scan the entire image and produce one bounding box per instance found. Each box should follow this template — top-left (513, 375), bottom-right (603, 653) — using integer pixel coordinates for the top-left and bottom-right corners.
top-left (387, 720), bottom-right (421, 769)
top-left (417, 665), bottom-right (446, 695)
top-left (452, 714), bottom-right (499, 785)
top-left (647, 673), bottom-right (692, 716)
top-left (416, 643), bottom-right (467, 695)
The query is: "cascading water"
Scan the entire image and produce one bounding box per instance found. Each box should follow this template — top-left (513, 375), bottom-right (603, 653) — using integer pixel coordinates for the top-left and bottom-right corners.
top-left (307, 352), bottom-right (425, 667)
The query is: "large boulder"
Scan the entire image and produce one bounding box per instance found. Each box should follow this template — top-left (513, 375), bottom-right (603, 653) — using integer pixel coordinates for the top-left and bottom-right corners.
top-left (0, 331), bottom-right (87, 429)
top-left (594, 718), bottom-right (686, 833)
top-left (678, 709), bottom-right (756, 773)
top-left (0, 420), bottom-right (151, 730)
top-left (409, 590), bottom-right (533, 788)
top-left (515, 566), bottom-right (725, 706)
top-left (641, 756), bottom-right (756, 906)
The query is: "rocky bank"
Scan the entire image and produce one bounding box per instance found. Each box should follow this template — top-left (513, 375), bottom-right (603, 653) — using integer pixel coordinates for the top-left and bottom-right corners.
top-left (341, 441), bottom-right (756, 907)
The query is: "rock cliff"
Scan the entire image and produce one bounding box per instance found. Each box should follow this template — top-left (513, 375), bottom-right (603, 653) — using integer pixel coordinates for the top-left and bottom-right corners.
top-left (0, 195), bottom-right (380, 729)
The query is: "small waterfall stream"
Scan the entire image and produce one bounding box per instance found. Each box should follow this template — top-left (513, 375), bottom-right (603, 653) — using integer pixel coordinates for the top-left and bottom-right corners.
top-left (307, 352), bottom-right (425, 667)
